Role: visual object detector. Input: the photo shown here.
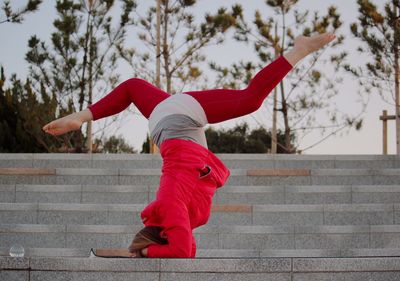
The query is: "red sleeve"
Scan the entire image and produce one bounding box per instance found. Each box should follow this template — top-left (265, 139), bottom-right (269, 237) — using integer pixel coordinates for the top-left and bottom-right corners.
top-left (147, 225), bottom-right (193, 258)
top-left (146, 199), bottom-right (194, 258)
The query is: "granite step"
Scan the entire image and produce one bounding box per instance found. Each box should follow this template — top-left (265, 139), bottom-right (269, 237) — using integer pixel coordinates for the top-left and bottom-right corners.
top-left (2, 224), bottom-right (400, 251)
top-left (1, 168), bottom-right (400, 186)
top-left (2, 153), bottom-right (400, 274)
top-left (2, 256), bottom-right (400, 281)
top-left (3, 184), bottom-right (400, 205)
top-left (0, 203), bottom-right (397, 226)
top-left (2, 247), bottom-right (400, 258)
top-left (1, 154), bottom-right (399, 169)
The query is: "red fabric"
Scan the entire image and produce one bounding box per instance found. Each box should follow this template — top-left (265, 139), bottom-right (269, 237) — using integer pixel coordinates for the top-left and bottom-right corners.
top-left (140, 139), bottom-right (230, 258)
top-left (185, 56), bottom-right (292, 123)
top-left (87, 56), bottom-right (292, 124)
top-left (88, 78), bottom-right (170, 120)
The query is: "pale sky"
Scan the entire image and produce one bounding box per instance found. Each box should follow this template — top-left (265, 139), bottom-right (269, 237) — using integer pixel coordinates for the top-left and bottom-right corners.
top-left (0, 0), bottom-right (395, 154)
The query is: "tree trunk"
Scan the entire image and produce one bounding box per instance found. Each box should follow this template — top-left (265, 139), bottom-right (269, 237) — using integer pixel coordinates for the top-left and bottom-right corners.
top-left (156, 0), bottom-right (161, 89)
top-left (271, 24), bottom-right (279, 154)
top-left (150, 0), bottom-right (162, 154)
top-left (395, 46), bottom-right (400, 155)
top-left (79, 7), bottom-right (92, 112)
top-left (272, 88), bottom-right (278, 154)
top-left (163, 0), bottom-right (172, 94)
top-left (86, 20), bottom-right (94, 154)
top-left (278, 8), bottom-right (292, 153)
top-left (394, 3), bottom-right (400, 155)
top-left (280, 81), bottom-right (292, 153)
top-left (81, 3), bottom-right (92, 152)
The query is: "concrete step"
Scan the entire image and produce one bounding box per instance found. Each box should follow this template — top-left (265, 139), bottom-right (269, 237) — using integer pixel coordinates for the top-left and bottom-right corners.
top-left (3, 184), bottom-right (400, 205)
top-left (3, 224), bottom-right (400, 251)
top-left (2, 247), bottom-right (400, 258)
top-left (0, 202), bottom-right (397, 226)
top-left (2, 256), bottom-right (400, 281)
top-left (1, 154), bottom-right (399, 169)
top-left (1, 168), bottom-right (400, 185)
top-left (0, 184), bottom-right (150, 204)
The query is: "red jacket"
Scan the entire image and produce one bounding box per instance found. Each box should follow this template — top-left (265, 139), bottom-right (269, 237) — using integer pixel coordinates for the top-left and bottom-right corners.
top-left (140, 139), bottom-right (230, 258)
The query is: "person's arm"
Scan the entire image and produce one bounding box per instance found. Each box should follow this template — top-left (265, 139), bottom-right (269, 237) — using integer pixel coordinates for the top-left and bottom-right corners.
top-left (144, 225), bottom-right (193, 258)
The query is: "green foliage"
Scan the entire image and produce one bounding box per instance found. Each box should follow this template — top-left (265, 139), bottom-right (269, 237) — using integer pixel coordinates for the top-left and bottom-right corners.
top-left (211, 0), bottom-right (361, 153)
top-left (141, 134), bottom-right (151, 154)
top-left (347, 0), bottom-right (399, 103)
top-left (210, 61), bottom-right (258, 89)
top-left (25, 0), bottom-right (136, 151)
top-left (0, 66), bottom-right (82, 152)
top-left (139, 124), bottom-right (290, 154)
top-left (0, 0), bottom-right (42, 24)
top-left (26, 0), bottom-right (136, 108)
top-left (0, 64), bottom-right (136, 153)
top-left (205, 123), bottom-right (291, 153)
top-left (93, 135), bottom-right (136, 154)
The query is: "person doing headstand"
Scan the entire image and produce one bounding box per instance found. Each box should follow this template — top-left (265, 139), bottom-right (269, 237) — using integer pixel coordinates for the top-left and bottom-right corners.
top-left (43, 33), bottom-right (336, 258)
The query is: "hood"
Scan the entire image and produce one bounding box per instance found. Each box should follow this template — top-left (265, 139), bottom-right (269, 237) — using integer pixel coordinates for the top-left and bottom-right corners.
top-left (159, 139), bottom-right (230, 188)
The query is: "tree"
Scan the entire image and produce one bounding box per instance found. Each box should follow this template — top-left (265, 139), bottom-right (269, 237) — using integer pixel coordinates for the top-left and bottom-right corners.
top-left (25, 0), bottom-right (136, 152)
top-left (212, 0), bottom-right (363, 153)
top-left (0, 0), bottom-right (42, 24)
top-left (141, 134), bottom-right (151, 153)
top-left (119, 0), bottom-right (244, 94)
top-left (205, 123), bottom-right (289, 153)
top-left (0, 66), bottom-right (78, 152)
top-left (93, 135), bottom-right (136, 153)
top-left (348, 0), bottom-right (400, 154)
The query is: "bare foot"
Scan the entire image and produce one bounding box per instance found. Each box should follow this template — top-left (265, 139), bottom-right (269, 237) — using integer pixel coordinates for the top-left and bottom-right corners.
top-left (283, 33), bottom-right (336, 66)
top-left (293, 33), bottom-right (336, 57)
top-left (43, 109), bottom-right (93, 136)
top-left (42, 113), bottom-right (83, 136)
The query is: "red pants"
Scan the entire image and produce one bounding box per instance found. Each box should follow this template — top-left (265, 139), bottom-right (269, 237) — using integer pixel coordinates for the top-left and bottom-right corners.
top-left (87, 56), bottom-right (292, 258)
top-left (88, 56), bottom-right (292, 123)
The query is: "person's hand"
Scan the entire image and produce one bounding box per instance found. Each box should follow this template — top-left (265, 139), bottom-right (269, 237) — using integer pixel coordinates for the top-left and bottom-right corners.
top-left (129, 251), bottom-right (137, 258)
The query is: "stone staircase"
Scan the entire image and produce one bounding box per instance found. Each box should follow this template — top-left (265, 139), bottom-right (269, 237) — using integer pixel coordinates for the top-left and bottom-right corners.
top-left (1, 153), bottom-right (400, 280)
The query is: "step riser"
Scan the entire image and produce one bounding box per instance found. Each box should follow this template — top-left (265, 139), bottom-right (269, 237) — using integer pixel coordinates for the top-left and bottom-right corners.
top-left (2, 231), bottom-right (399, 250)
top-left (2, 247), bottom-right (400, 258)
top-left (2, 257), bottom-right (400, 281)
top-left (1, 175), bottom-right (400, 186)
top-left (0, 209), bottom-right (397, 226)
top-left (4, 189), bottom-right (400, 204)
top-left (4, 269), bottom-right (400, 281)
top-left (1, 157), bottom-right (399, 169)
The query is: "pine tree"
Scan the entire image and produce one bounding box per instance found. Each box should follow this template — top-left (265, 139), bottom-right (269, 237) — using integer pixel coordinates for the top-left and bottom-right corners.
top-left (119, 0), bottom-right (243, 94)
top-left (348, 0), bottom-right (400, 154)
top-left (211, 0), bottom-right (363, 153)
top-left (25, 0), bottom-right (136, 152)
top-left (205, 123), bottom-right (289, 153)
top-left (0, 66), bottom-right (67, 152)
top-left (93, 135), bottom-right (137, 153)
top-left (0, 0), bottom-right (42, 24)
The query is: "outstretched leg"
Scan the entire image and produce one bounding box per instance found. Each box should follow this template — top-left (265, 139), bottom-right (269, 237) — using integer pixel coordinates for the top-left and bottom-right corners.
top-left (43, 33), bottom-right (335, 135)
top-left (43, 78), bottom-right (170, 135)
top-left (185, 33), bottom-right (336, 124)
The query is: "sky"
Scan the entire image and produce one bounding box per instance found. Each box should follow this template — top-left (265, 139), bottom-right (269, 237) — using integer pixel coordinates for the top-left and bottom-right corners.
top-left (0, 0), bottom-right (396, 154)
